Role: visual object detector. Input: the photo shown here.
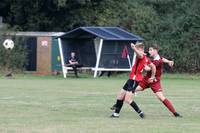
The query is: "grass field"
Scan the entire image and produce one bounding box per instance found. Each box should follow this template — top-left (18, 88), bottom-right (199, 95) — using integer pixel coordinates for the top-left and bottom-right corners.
top-left (0, 73), bottom-right (200, 133)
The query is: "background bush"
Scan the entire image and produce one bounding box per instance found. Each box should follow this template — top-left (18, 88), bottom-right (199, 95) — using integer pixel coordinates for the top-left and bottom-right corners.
top-left (0, 27), bottom-right (27, 72)
top-left (0, 0), bottom-right (199, 72)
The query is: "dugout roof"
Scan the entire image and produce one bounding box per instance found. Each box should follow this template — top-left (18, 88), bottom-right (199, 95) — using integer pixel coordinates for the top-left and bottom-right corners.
top-left (59, 27), bottom-right (143, 41)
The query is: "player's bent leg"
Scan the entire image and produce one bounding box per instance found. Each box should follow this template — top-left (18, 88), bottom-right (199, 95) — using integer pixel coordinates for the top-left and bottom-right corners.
top-left (111, 89), bottom-right (127, 118)
top-left (124, 91), bottom-right (145, 118)
top-left (110, 89), bottom-right (126, 110)
top-left (155, 91), bottom-right (182, 117)
top-left (155, 91), bottom-right (166, 101)
top-left (111, 79), bottom-right (132, 111)
top-left (124, 91), bottom-right (133, 104)
top-left (134, 85), bottom-right (144, 92)
top-left (111, 99), bottom-right (124, 118)
top-left (117, 89), bottom-right (126, 100)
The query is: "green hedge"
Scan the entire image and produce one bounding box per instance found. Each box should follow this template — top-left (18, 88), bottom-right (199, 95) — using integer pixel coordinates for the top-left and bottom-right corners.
top-left (0, 34), bottom-right (27, 72)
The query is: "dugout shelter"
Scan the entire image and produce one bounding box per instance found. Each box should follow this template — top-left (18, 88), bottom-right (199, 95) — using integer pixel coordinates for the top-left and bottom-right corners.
top-left (57, 27), bottom-right (143, 78)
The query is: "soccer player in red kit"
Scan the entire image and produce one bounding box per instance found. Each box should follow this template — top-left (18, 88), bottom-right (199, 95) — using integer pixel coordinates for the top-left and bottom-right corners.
top-left (135, 44), bottom-right (182, 117)
top-left (111, 42), bottom-right (156, 118)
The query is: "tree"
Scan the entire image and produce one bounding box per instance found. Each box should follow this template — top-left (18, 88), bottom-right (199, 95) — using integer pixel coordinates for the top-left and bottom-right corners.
top-left (0, 0), bottom-right (199, 72)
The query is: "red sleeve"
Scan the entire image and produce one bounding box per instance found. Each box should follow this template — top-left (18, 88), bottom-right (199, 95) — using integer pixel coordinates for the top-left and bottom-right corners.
top-left (144, 56), bottom-right (151, 65)
top-left (153, 60), bottom-right (162, 67)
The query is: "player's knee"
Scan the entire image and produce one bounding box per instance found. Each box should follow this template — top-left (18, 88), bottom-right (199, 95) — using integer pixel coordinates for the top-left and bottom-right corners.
top-left (124, 95), bottom-right (132, 104)
top-left (156, 92), bottom-right (165, 101)
top-left (157, 97), bottom-right (163, 101)
top-left (135, 86), bottom-right (143, 92)
top-left (124, 99), bottom-right (131, 104)
top-left (117, 95), bottom-right (124, 100)
top-left (160, 97), bottom-right (166, 101)
top-left (117, 90), bottom-right (125, 98)
top-left (117, 94), bottom-right (125, 100)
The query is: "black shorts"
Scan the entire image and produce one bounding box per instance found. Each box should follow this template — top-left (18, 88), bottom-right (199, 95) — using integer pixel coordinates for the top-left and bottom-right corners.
top-left (123, 79), bottom-right (139, 92)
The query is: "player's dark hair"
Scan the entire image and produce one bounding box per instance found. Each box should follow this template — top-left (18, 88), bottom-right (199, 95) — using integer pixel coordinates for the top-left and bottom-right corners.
top-left (149, 43), bottom-right (159, 50)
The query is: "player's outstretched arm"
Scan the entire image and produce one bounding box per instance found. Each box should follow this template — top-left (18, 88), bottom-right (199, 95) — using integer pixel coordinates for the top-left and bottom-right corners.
top-left (162, 57), bottom-right (174, 67)
top-left (131, 43), bottom-right (143, 59)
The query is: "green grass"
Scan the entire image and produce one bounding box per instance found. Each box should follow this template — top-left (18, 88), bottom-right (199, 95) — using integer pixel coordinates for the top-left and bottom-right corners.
top-left (0, 73), bottom-right (200, 133)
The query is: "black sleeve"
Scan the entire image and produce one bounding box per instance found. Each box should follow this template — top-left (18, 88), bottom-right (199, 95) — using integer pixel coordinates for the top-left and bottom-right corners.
top-left (75, 56), bottom-right (79, 62)
top-left (67, 57), bottom-right (72, 63)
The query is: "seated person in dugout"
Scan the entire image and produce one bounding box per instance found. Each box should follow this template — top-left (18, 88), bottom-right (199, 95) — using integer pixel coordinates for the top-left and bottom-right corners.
top-left (66, 52), bottom-right (83, 77)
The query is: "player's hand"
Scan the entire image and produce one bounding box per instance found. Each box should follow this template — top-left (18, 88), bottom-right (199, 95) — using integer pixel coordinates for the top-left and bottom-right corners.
top-left (131, 43), bottom-right (135, 49)
top-left (168, 61), bottom-right (174, 67)
top-left (148, 77), bottom-right (157, 83)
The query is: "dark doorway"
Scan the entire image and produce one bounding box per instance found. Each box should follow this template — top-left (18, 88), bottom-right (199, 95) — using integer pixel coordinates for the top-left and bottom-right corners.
top-left (25, 37), bottom-right (37, 71)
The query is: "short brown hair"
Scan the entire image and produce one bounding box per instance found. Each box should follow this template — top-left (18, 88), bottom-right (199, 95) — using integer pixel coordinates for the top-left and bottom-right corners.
top-left (149, 43), bottom-right (159, 50)
top-left (135, 42), bottom-right (144, 49)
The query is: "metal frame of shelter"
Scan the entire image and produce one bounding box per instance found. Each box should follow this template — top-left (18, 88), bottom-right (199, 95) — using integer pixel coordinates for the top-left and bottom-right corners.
top-left (57, 27), bottom-right (143, 78)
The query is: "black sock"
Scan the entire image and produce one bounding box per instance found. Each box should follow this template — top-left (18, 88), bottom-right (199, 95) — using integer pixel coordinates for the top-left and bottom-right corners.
top-left (115, 100), bottom-right (123, 114)
top-left (130, 101), bottom-right (142, 114)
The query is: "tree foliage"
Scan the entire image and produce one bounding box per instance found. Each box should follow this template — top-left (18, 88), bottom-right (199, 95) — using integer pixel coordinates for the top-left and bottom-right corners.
top-left (0, 0), bottom-right (199, 72)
